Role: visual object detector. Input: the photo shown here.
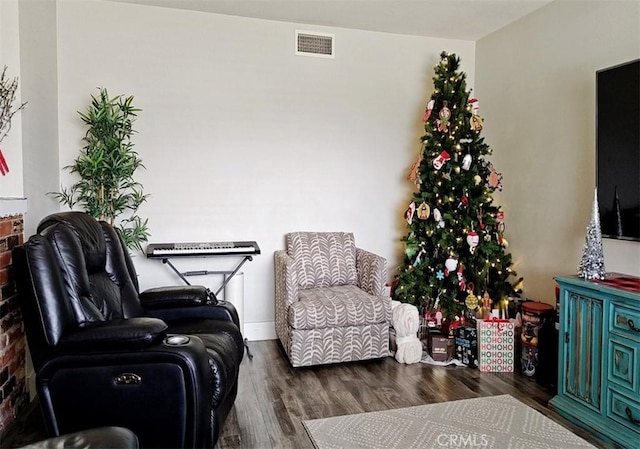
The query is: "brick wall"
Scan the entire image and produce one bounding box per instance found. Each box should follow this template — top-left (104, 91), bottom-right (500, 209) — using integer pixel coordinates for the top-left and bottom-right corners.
top-left (0, 214), bottom-right (27, 436)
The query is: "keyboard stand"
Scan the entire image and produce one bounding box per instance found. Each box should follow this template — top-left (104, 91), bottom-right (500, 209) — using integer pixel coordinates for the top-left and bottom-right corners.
top-left (161, 254), bottom-right (253, 296)
top-left (157, 254), bottom-right (257, 360)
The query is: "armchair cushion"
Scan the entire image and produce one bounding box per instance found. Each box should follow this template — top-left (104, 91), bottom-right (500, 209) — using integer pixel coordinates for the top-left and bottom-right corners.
top-left (290, 285), bottom-right (391, 329)
top-left (286, 232), bottom-right (357, 289)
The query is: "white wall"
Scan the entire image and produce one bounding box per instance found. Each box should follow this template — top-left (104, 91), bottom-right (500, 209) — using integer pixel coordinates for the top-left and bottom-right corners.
top-left (476, 0), bottom-right (640, 304)
top-left (19, 0), bottom-right (60, 237)
top-left (56, 0), bottom-right (475, 339)
top-left (17, 0), bottom-right (60, 400)
top-left (0, 0), bottom-right (24, 198)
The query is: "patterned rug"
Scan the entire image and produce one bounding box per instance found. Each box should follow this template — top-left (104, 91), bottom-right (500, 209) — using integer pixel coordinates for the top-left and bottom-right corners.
top-left (303, 394), bottom-right (596, 449)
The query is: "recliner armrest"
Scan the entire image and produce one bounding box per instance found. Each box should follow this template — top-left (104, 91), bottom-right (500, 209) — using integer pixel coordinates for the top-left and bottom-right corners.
top-left (145, 302), bottom-right (241, 328)
top-left (59, 318), bottom-right (167, 351)
top-left (139, 285), bottom-right (214, 309)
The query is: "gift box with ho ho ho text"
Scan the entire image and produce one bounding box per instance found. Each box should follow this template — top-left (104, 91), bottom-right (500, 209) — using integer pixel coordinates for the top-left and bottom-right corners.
top-left (478, 318), bottom-right (515, 372)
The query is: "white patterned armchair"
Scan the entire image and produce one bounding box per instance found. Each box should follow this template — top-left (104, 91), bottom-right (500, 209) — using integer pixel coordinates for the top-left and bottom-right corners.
top-left (274, 232), bottom-right (392, 367)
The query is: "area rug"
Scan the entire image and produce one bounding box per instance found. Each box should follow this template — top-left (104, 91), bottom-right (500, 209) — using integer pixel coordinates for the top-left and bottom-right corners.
top-left (303, 394), bottom-right (596, 449)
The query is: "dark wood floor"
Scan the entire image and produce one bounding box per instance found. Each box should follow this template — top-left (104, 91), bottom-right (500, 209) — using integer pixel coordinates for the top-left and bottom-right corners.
top-left (3, 340), bottom-right (617, 449)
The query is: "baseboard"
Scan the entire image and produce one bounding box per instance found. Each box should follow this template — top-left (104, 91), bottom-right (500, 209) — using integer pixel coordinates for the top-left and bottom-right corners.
top-left (244, 321), bottom-right (276, 341)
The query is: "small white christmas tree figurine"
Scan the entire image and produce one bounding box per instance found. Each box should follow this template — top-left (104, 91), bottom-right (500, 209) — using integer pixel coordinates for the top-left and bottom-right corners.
top-left (578, 188), bottom-right (606, 280)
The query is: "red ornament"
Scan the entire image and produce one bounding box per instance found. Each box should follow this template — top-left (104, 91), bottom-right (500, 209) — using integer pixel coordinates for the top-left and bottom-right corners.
top-left (468, 97), bottom-right (479, 114)
top-left (433, 151), bottom-right (451, 170)
top-left (457, 266), bottom-right (467, 291)
top-left (405, 201), bottom-right (416, 224)
top-left (423, 100), bottom-right (435, 122)
top-left (0, 150), bottom-right (9, 176)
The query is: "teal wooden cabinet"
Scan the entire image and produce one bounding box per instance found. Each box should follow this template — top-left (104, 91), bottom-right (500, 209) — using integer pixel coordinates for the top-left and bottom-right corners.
top-left (550, 276), bottom-right (640, 448)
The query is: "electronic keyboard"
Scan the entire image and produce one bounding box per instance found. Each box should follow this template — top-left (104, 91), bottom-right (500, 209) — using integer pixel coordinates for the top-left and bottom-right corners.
top-left (146, 241), bottom-right (261, 258)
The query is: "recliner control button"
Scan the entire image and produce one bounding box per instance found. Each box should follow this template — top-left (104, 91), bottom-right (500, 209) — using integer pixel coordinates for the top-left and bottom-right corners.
top-left (115, 373), bottom-right (142, 385)
top-left (166, 335), bottom-right (190, 345)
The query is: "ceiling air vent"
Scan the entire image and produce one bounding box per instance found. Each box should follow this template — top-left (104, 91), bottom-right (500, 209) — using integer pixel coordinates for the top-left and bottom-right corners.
top-left (295, 30), bottom-right (334, 58)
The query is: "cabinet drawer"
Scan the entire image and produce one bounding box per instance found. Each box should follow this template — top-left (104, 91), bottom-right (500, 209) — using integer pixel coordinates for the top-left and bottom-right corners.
top-left (607, 388), bottom-right (640, 434)
top-left (608, 336), bottom-right (639, 392)
top-left (610, 302), bottom-right (640, 341)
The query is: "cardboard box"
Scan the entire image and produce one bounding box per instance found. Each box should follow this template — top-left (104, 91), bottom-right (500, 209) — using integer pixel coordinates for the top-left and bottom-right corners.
top-left (431, 334), bottom-right (449, 361)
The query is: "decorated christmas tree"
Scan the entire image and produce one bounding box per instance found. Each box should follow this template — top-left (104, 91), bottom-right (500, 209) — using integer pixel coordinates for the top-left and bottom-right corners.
top-left (394, 52), bottom-right (518, 322)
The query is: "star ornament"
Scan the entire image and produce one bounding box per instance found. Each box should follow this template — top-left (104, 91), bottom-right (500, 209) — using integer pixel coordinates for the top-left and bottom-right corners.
top-left (436, 270), bottom-right (445, 280)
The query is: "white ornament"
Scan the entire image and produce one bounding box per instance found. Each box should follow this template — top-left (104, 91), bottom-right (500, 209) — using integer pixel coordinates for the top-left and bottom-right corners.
top-left (445, 257), bottom-right (458, 272)
top-left (467, 231), bottom-right (479, 251)
top-left (433, 208), bottom-right (445, 228)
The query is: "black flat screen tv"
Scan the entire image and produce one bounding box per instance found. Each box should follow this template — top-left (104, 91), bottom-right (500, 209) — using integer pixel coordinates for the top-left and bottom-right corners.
top-left (596, 59), bottom-right (640, 241)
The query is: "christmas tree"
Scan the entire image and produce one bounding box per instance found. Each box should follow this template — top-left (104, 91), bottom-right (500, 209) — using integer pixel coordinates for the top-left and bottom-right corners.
top-left (394, 52), bottom-right (518, 322)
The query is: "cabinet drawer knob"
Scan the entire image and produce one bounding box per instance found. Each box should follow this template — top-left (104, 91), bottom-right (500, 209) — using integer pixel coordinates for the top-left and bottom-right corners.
top-left (628, 319), bottom-right (640, 333)
top-left (625, 407), bottom-right (640, 425)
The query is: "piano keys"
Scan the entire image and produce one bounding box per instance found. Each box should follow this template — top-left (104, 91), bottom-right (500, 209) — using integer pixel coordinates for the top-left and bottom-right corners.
top-left (146, 241), bottom-right (261, 258)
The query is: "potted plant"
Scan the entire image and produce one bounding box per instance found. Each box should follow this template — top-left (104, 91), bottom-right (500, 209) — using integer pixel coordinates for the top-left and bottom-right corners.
top-left (51, 88), bottom-right (150, 251)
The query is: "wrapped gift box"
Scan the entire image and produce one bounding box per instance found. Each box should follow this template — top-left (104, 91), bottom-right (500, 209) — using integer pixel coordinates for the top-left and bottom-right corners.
top-left (431, 335), bottom-right (449, 361)
top-left (455, 326), bottom-right (478, 367)
top-left (427, 328), bottom-right (449, 361)
top-left (478, 319), bottom-right (515, 372)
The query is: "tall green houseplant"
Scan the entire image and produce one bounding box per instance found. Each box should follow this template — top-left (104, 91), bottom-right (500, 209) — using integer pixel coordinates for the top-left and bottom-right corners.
top-left (53, 88), bottom-right (150, 251)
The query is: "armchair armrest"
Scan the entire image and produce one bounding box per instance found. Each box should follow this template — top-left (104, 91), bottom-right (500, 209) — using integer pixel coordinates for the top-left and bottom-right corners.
top-left (274, 250), bottom-right (299, 307)
top-left (139, 285), bottom-right (214, 309)
top-left (356, 247), bottom-right (388, 296)
top-left (59, 318), bottom-right (167, 351)
top-left (274, 250), bottom-right (299, 345)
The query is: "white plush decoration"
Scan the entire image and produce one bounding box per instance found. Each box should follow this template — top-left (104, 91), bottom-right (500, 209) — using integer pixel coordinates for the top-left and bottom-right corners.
top-left (391, 300), bottom-right (422, 364)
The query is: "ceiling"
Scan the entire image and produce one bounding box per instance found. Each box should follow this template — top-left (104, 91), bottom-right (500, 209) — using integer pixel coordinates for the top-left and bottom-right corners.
top-left (111, 0), bottom-right (554, 41)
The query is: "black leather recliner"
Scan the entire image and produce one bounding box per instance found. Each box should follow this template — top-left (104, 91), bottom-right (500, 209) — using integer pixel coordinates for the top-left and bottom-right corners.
top-left (12, 212), bottom-right (244, 448)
